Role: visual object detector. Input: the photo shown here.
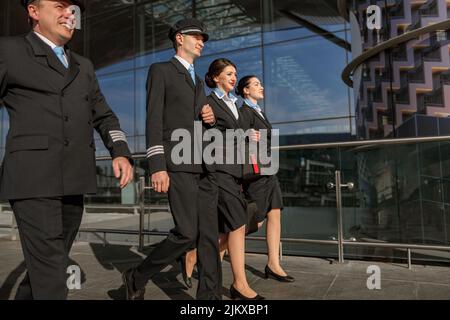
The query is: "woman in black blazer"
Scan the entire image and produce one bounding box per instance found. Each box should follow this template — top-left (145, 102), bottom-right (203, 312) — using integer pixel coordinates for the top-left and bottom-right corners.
top-left (236, 75), bottom-right (294, 283)
top-left (200, 59), bottom-right (264, 300)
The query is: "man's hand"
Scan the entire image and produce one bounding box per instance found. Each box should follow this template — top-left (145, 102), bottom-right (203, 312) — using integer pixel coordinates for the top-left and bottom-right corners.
top-left (151, 171), bottom-right (170, 193)
top-left (250, 129), bottom-right (261, 142)
top-left (201, 104), bottom-right (215, 125)
top-left (112, 157), bottom-right (134, 188)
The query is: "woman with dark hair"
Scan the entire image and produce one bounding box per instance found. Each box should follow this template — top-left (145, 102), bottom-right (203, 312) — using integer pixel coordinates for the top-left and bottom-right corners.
top-left (235, 75), bottom-right (294, 283)
top-left (193, 58), bottom-right (264, 300)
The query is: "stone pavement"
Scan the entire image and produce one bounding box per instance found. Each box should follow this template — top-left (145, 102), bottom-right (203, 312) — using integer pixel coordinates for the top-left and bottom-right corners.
top-left (1, 239), bottom-right (450, 300)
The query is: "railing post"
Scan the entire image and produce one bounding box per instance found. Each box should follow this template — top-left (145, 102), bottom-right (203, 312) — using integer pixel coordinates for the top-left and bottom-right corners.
top-left (335, 170), bottom-right (345, 264)
top-left (407, 248), bottom-right (412, 270)
top-left (10, 213), bottom-right (18, 241)
top-left (139, 176), bottom-right (146, 251)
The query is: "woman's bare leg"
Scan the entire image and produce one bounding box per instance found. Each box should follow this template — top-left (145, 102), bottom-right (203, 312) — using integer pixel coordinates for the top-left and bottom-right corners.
top-left (228, 225), bottom-right (257, 298)
top-left (184, 233), bottom-right (230, 276)
top-left (265, 209), bottom-right (287, 276)
top-left (219, 233), bottom-right (228, 261)
top-left (185, 248), bottom-right (197, 278)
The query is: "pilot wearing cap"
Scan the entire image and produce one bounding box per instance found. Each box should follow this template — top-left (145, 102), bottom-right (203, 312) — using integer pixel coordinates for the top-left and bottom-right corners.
top-left (0, 0), bottom-right (133, 299)
top-left (168, 18), bottom-right (209, 42)
top-left (122, 18), bottom-right (222, 300)
top-left (21, 0), bottom-right (85, 11)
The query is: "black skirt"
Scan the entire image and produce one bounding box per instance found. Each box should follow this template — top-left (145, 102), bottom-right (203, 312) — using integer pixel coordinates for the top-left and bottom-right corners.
top-left (243, 175), bottom-right (283, 223)
top-left (215, 172), bottom-right (247, 233)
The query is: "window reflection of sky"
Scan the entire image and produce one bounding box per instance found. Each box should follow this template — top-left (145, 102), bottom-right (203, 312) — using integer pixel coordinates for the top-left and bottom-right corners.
top-left (96, 58), bottom-right (134, 77)
top-left (201, 32), bottom-right (261, 56)
top-left (277, 118), bottom-right (351, 135)
top-left (263, 25), bottom-right (347, 44)
top-left (97, 71), bottom-right (135, 136)
top-left (264, 33), bottom-right (349, 123)
top-left (196, 46), bottom-right (263, 96)
top-left (277, 118), bottom-right (353, 145)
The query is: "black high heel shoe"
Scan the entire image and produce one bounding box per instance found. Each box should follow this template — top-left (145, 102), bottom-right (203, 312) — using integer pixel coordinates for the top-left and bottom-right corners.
top-left (177, 256), bottom-right (192, 288)
top-left (265, 265), bottom-right (295, 283)
top-left (229, 285), bottom-right (265, 300)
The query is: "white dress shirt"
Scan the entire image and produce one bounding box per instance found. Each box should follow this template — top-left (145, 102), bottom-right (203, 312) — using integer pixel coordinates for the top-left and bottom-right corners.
top-left (34, 31), bottom-right (69, 67)
top-left (174, 55), bottom-right (192, 71)
top-left (244, 98), bottom-right (265, 119)
top-left (214, 88), bottom-right (239, 120)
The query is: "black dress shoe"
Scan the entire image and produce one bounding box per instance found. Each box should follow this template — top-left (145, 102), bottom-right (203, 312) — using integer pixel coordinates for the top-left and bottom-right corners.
top-left (230, 285), bottom-right (265, 300)
top-left (182, 272), bottom-right (192, 289)
top-left (122, 268), bottom-right (145, 300)
top-left (177, 256), bottom-right (193, 288)
top-left (264, 265), bottom-right (295, 283)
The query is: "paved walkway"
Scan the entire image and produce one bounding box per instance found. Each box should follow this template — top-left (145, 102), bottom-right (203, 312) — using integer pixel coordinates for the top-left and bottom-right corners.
top-left (0, 239), bottom-right (450, 300)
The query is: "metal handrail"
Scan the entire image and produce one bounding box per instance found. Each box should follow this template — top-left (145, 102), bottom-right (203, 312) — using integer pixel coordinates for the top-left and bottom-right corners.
top-left (93, 135), bottom-right (450, 161)
top-left (78, 228), bottom-right (168, 237)
top-left (276, 135), bottom-right (450, 150)
top-left (344, 241), bottom-right (450, 251)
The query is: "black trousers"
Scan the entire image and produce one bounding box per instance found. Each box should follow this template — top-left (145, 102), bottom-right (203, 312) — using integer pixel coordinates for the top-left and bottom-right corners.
top-left (133, 172), bottom-right (222, 299)
top-left (9, 195), bottom-right (84, 300)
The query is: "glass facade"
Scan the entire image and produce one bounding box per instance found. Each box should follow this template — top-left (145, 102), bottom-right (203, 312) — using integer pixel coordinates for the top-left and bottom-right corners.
top-left (1, 0), bottom-right (449, 263)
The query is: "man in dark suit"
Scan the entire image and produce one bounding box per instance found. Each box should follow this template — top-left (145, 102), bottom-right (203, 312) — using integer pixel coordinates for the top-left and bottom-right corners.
top-left (122, 18), bottom-right (222, 300)
top-left (0, 0), bottom-right (134, 299)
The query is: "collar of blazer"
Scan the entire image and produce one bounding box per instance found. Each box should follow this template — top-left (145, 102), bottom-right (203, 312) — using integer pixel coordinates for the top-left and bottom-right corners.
top-left (210, 92), bottom-right (240, 127)
top-left (242, 101), bottom-right (271, 129)
top-left (170, 57), bottom-right (204, 119)
top-left (170, 57), bottom-right (197, 92)
top-left (26, 32), bottom-right (80, 90)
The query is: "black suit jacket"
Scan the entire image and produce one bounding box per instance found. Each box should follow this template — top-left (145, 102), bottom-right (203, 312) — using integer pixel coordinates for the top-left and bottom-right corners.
top-left (240, 102), bottom-right (273, 145)
top-left (145, 57), bottom-right (208, 175)
top-left (207, 93), bottom-right (249, 179)
top-left (240, 102), bottom-right (275, 171)
top-left (0, 32), bottom-right (132, 200)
